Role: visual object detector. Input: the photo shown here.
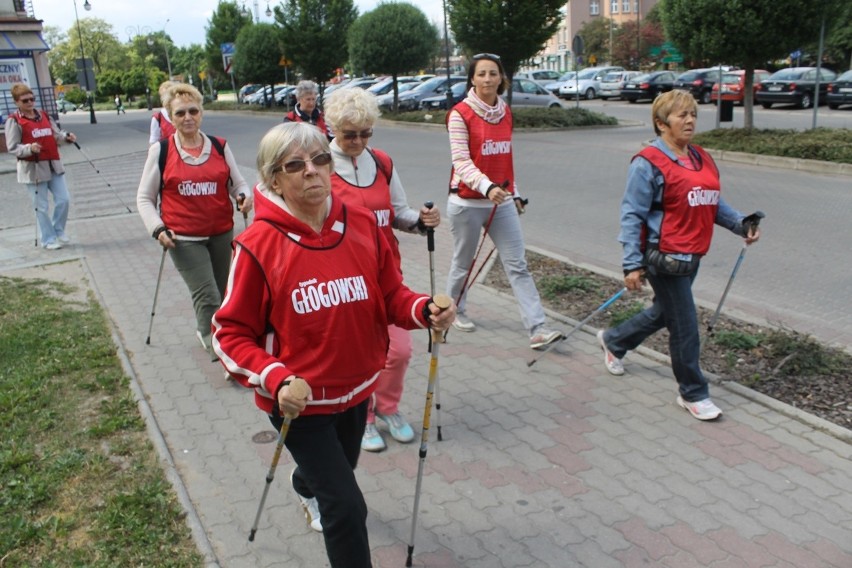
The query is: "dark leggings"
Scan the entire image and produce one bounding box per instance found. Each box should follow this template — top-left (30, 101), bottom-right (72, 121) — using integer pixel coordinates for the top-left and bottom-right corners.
top-left (270, 400), bottom-right (372, 568)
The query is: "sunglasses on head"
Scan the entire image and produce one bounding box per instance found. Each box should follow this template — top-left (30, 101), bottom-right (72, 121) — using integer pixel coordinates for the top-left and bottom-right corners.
top-left (174, 107), bottom-right (201, 117)
top-left (18, 96), bottom-right (35, 103)
top-left (341, 129), bottom-right (373, 141)
top-left (472, 53), bottom-right (501, 62)
top-left (274, 152), bottom-right (332, 174)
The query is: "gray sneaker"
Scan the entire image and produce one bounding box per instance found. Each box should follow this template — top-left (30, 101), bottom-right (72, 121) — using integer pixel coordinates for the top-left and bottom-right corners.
top-left (530, 327), bottom-right (563, 350)
top-left (452, 313), bottom-right (476, 332)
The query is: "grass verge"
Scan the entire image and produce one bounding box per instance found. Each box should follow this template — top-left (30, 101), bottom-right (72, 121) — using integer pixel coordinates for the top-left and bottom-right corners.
top-left (694, 127), bottom-right (852, 164)
top-left (0, 276), bottom-right (203, 567)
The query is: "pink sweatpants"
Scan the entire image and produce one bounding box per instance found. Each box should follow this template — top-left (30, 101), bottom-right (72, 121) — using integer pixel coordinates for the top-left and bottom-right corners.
top-left (367, 324), bottom-right (413, 423)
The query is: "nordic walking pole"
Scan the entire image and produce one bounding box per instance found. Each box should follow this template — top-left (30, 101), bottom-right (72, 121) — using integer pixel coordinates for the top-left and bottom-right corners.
top-left (406, 294), bottom-right (451, 568)
top-left (145, 245), bottom-right (168, 345)
top-left (33, 153), bottom-right (39, 247)
top-left (528, 287), bottom-right (627, 368)
top-left (73, 141), bottom-right (133, 213)
top-left (237, 192), bottom-right (248, 230)
top-left (701, 211), bottom-right (765, 351)
top-left (248, 378), bottom-right (310, 542)
top-left (422, 201), bottom-right (445, 441)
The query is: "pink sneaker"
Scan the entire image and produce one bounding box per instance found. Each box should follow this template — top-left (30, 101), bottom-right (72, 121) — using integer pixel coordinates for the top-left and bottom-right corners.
top-left (597, 330), bottom-right (624, 375)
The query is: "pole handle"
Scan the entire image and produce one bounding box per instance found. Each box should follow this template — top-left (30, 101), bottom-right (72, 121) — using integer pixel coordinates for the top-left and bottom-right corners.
top-left (281, 377), bottom-right (310, 419)
top-left (429, 294), bottom-right (451, 344)
top-left (424, 201), bottom-right (435, 252)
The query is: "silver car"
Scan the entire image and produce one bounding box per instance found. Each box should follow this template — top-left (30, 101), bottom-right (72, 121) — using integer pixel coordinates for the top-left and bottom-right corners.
top-left (507, 78), bottom-right (565, 108)
top-left (558, 66), bottom-right (624, 100)
top-left (543, 71), bottom-right (577, 96)
top-left (599, 71), bottom-right (641, 100)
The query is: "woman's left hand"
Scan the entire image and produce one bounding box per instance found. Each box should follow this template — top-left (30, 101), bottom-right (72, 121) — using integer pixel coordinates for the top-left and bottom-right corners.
top-left (239, 194), bottom-right (254, 214)
top-left (745, 227), bottom-right (760, 245)
top-left (64, 132), bottom-right (76, 144)
top-left (427, 297), bottom-right (457, 331)
top-left (419, 204), bottom-right (440, 228)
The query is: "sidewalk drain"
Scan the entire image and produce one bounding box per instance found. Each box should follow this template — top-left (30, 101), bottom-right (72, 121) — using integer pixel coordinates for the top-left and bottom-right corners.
top-left (252, 431), bottom-right (278, 443)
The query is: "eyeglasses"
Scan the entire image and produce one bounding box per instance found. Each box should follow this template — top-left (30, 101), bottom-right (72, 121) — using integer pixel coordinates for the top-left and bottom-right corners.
top-left (274, 152), bottom-right (332, 174)
top-left (174, 107), bottom-right (201, 118)
top-left (18, 96), bottom-right (35, 103)
top-left (472, 53), bottom-right (501, 62)
top-left (341, 129), bottom-right (373, 141)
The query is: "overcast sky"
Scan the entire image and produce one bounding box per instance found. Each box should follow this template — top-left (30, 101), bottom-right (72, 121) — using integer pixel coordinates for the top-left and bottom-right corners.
top-left (32, 0), bottom-right (447, 48)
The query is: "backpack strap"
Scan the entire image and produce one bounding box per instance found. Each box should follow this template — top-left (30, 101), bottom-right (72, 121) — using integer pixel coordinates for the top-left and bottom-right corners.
top-left (365, 147), bottom-right (392, 184)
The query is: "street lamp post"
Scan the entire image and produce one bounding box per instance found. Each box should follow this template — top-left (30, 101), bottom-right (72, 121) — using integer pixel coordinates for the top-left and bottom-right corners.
top-left (73, 0), bottom-right (96, 124)
top-left (126, 25), bottom-right (153, 111)
top-left (162, 19), bottom-right (173, 79)
top-left (442, 0), bottom-right (452, 110)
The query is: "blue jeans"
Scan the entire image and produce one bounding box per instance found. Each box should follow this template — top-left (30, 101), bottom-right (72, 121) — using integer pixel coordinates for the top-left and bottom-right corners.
top-left (271, 400), bottom-right (371, 568)
top-left (603, 267), bottom-right (709, 402)
top-left (446, 201), bottom-right (546, 334)
top-left (26, 173), bottom-right (70, 246)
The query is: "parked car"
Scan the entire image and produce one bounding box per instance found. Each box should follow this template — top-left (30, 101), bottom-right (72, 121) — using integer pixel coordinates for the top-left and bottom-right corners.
top-left (755, 67), bottom-right (837, 109)
top-left (507, 78), bottom-right (565, 108)
top-left (367, 76), bottom-right (420, 96)
top-left (826, 69), bottom-right (852, 110)
top-left (274, 85), bottom-right (297, 107)
top-left (621, 71), bottom-right (677, 103)
top-left (343, 77), bottom-right (379, 90)
top-left (599, 71), bottom-right (641, 100)
top-left (419, 81), bottom-right (467, 110)
top-left (375, 82), bottom-right (420, 109)
top-left (515, 70), bottom-right (562, 86)
top-left (558, 66), bottom-right (624, 100)
top-left (674, 68), bottom-right (724, 105)
top-left (710, 70), bottom-right (770, 104)
top-left (238, 83), bottom-right (262, 103)
top-left (384, 75), bottom-right (466, 111)
top-left (543, 71), bottom-right (577, 96)
top-left (56, 99), bottom-right (77, 113)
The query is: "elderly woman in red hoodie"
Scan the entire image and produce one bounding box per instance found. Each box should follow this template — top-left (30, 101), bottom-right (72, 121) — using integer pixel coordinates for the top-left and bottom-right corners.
top-left (212, 122), bottom-right (455, 568)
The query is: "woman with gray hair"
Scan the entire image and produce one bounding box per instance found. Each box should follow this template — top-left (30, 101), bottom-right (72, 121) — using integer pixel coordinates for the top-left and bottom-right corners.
top-left (212, 122), bottom-right (455, 564)
top-left (324, 86), bottom-right (441, 453)
top-left (283, 79), bottom-right (331, 139)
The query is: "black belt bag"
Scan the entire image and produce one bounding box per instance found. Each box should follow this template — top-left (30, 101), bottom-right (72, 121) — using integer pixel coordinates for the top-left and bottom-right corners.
top-left (644, 247), bottom-right (701, 276)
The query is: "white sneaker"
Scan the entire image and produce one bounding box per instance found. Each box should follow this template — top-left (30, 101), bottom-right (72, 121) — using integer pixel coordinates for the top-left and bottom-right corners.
top-left (376, 412), bottom-right (415, 443)
top-left (361, 423), bottom-right (387, 452)
top-left (43, 241), bottom-right (62, 250)
top-left (290, 469), bottom-right (322, 532)
top-left (677, 396), bottom-right (722, 421)
top-left (452, 313), bottom-right (476, 332)
top-left (530, 327), bottom-right (563, 350)
top-left (597, 330), bottom-right (624, 376)
top-left (57, 234), bottom-right (71, 244)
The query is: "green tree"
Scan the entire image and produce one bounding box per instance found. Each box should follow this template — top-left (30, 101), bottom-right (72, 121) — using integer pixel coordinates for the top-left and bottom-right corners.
top-left (348, 3), bottom-right (438, 110)
top-left (577, 17), bottom-right (614, 67)
top-left (234, 23), bottom-right (285, 106)
top-left (204, 1), bottom-right (252, 90)
top-left (447, 0), bottom-right (563, 104)
top-left (276, 0), bottom-right (358, 87)
top-left (171, 45), bottom-right (208, 92)
top-left (610, 18), bottom-right (665, 70)
top-left (661, 0), bottom-right (839, 128)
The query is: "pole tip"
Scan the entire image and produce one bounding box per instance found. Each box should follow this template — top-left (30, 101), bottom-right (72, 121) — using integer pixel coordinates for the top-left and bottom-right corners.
top-left (248, 530), bottom-right (256, 542)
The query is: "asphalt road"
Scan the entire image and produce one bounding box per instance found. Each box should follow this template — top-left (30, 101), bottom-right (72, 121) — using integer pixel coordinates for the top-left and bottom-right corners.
top-left (40, 107), bottom-right (852, 351)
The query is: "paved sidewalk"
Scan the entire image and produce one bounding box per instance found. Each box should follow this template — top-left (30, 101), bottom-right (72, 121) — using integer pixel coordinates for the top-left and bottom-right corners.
top-left (1, 151), bottom-right (850, 568)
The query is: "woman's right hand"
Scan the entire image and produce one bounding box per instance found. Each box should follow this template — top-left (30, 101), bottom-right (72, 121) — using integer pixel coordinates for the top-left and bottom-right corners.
top-left (30, 142), bottom-right (41, 154)
top-left (277, 376), bottom-right (310, 418)
top-left (486, 184), bottom-right (510, 205)
top-left (157, 229), bottom-right (176, 249)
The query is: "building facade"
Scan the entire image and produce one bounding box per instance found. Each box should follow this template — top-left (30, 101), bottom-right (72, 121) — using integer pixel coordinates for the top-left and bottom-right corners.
top-left (0, 0), bottom-right (53, 123)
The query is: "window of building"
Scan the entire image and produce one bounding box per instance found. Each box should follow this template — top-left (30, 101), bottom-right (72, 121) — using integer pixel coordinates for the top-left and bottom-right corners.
top-left (611, 0), bottom-right (618, 13)
top-left (623, 0), bottom-right (631, 12)
top-left (635, 0), bottom-right (639, 14)
top-left (590, 0), bottom-right (600, 15)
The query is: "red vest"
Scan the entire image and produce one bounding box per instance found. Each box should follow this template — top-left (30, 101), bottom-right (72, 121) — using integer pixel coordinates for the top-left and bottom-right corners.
top-left (154, 111), bottom-right (176, 140)
top-left (331, 149), bottom-right (402, 271)
top-left (15, 111), bottom-right (60, 161)
top-left (449, 102), bottom-right (515, 199)
top-left (637, 145), bottom-right (720, 255)
top-left (160, 136), bottom-right (233, 236)
top-left (235, 204), bottom-right (388, 414)
top-left (284, 109), bottom-right (329, 138)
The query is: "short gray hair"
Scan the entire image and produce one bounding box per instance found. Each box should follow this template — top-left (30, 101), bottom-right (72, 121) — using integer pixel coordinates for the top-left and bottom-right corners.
top-left (296, 80), bottom-right (319, 99)
top-left (323, 87), bottom-right (380, 131)
top-left (256, 122), bottom-right (333, 187)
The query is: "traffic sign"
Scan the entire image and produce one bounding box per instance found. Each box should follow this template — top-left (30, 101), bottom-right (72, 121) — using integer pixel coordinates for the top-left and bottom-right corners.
top-left (279, 56), bottom-right (292, 67)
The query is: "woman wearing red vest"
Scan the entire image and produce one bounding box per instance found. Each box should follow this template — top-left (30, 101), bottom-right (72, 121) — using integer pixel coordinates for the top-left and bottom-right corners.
top-left (149, 80), bottom-right (176, 144)
top-left (136, 83), bottom-right (251, 359)
top-left (324, 87), bottom-right (440, 453)
top-left (597, 90), bottom-right (761, 421)
top-left (446, 53), bottom-right (562, 350)
top-left (211, 122), bottom-right (455, 566)
top-left (4, 83), bottom-right (76, 250)
top-left (283, 80), bottom-right (332, 140)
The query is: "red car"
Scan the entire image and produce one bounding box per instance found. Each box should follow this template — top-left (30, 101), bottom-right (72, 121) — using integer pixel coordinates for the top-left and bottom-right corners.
top-left (711, 70), bottom-right (770, 104)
